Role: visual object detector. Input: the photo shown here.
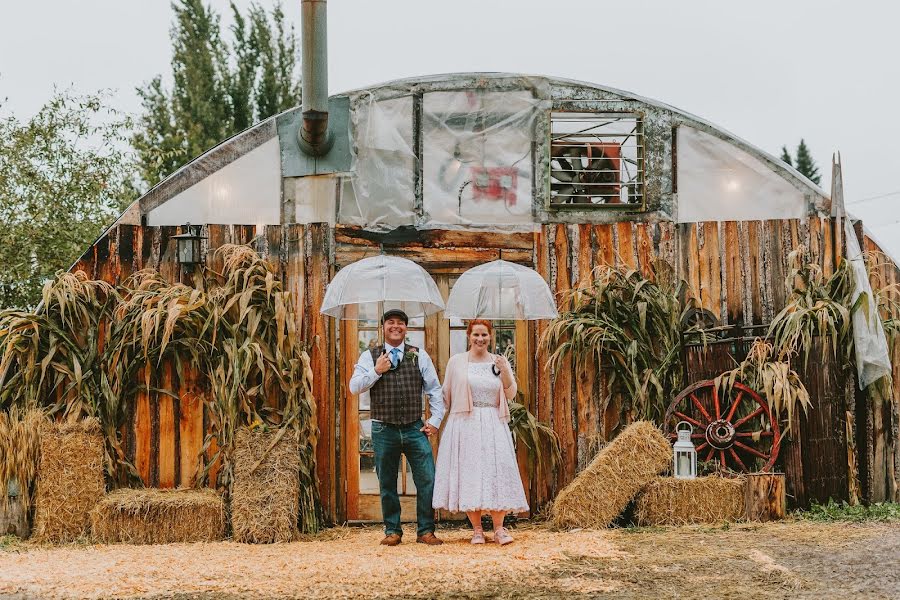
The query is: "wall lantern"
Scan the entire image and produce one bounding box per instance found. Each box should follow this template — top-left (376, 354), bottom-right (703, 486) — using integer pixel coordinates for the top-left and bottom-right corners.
top-left (172, 223), bottom-right (206, 270)
top-left (673, 421), bottom-right (698, 479)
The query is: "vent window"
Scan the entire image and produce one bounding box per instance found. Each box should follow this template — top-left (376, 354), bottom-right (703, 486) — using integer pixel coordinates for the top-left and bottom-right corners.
top-left (550, 112), bottom-right (644, 208)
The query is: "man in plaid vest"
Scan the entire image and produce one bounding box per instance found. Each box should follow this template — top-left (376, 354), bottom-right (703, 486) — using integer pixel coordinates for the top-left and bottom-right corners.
top-left (349, 309), bottom-right (445, 546)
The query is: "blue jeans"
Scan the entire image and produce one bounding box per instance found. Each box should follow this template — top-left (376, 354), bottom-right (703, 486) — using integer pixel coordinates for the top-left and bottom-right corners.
top-left (371, 419), bottom-right (435, 537)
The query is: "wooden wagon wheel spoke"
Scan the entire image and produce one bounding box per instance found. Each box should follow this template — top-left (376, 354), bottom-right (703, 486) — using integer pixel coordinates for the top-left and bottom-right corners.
top-left (673, 411), bottom-right (703, 428)
top-left (724, 391), bottom-right (744, 421)
top-left (728, 447), bottom-right (748, 471)
top-left (732, 406), bottom-right (764, 430)
top-left (665, 379), bottom-right (782, 473)
top-left (733, 439), bottom-right (770, 460)
top-left (712, 386), bottom-right (721, 419)
top-left (689, 394), bottom-right (713, 421)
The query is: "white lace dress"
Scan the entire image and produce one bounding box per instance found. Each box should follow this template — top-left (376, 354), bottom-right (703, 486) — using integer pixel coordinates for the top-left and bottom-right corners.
top-left (432, 362), bottom-right (529, 513)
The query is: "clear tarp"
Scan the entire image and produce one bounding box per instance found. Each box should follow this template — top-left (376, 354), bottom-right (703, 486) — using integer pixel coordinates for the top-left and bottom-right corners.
top-left (342, 95), bottom-right (417, 230)
top-left (676, 126), bottom-right (806, 223)
top-left (422, 90), bottom-right (545, 226)
top-left (845, 218), bottom-right (892, 389)
top-left (147, 137), bottom-right (282, 225)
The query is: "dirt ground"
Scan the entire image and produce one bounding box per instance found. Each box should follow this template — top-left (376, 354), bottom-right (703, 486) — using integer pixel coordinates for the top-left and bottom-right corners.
top-left (0, 519), bottom-right (898, 599)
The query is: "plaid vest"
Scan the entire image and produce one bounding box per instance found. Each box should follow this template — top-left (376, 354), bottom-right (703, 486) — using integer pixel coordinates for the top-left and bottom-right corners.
top-left (369, 345), bottom-right (424, 425)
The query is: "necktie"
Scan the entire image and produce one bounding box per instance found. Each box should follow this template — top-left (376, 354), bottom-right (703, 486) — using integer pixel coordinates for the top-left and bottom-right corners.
top-left (390, 348), bottom-right (400, 369)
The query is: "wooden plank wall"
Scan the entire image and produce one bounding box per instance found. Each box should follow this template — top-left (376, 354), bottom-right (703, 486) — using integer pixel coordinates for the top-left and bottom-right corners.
top-left (71, 216), bottom-right (899, 522)
top-left (862, 236), bottom-right (900, 503)
top-left (531, 217), bottom-right (849, 502)
top-left (72, 223), bottom-right (339, 518)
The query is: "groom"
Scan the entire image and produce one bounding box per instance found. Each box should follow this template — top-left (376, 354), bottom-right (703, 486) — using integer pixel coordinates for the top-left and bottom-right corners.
top-left (349, 309), bottom-right (445, 546)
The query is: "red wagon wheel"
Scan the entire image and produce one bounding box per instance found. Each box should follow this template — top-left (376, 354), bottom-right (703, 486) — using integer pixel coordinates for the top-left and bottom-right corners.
top-left (663, 380), bottom-right (781, 472)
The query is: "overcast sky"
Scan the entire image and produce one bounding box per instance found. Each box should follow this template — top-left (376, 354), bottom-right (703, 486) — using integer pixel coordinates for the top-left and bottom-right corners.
top-left (1, 0), bottom-right (898, 248)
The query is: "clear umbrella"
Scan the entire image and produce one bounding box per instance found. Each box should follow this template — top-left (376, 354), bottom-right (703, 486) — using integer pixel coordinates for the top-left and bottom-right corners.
top-left (320, 254), bottom-right (445, 323)
top-left (445, 259), bottom-right (558, 321)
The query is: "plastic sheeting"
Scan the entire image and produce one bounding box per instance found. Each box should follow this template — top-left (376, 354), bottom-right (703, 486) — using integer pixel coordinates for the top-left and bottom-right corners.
top-left (286, 175), bottom-right (337, 224)
top-left (147, 137), bottom-right (281, 226)
top-left (341, 95), bottom-right (417, 230)
top-left (845, 218), bottom-right (892, 389)
top-left (422, 90), bottom-right (545, 226)
top-left (676, 126), bottom-right (806, 223)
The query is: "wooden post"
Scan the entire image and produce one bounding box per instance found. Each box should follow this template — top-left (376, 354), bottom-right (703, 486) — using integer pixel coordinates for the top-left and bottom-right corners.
top-left (744, 473), bottom-right (786, 522)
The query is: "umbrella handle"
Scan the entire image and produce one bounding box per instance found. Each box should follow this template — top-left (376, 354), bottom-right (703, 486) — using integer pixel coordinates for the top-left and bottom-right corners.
top-left (492, 364), bottom-right (501, 377)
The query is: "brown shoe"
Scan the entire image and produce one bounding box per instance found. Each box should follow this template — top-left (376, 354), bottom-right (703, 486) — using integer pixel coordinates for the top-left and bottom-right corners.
top-left (380, 533), bottom-right (402, 546)
top-left (416, 532), bottom-right (444, 546)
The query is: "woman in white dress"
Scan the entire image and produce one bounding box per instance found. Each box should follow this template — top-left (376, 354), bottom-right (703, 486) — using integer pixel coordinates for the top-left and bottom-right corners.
top-left (432, 319), bottom-right (529, 545)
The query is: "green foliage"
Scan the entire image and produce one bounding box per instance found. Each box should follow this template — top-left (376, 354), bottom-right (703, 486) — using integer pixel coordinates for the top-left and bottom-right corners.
top-left (780, 145), bottom-right (793, 167)
top-left (801, 499), bottom-right (900, 522)
top-left (541, 262), bottom-right (691, 424)
top-left (133, 0), bottom-right (301, 187)
top-left (781, 139), bottom-right (821, 185)
top-left (0, 92), bottom-right (136, 310)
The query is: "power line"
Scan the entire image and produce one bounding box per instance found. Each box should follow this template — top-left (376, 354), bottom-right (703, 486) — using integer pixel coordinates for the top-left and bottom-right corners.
top-left (846, 190), bottom-right (900, 205)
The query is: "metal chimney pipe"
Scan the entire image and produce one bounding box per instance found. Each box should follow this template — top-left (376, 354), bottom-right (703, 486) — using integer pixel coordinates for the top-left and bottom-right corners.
top-left (298, 0), bottom-right (333, 156)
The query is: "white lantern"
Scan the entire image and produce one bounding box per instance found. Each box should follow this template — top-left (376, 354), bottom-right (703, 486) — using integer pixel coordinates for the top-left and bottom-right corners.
top-left (673, 421), bottom-right (697, 479)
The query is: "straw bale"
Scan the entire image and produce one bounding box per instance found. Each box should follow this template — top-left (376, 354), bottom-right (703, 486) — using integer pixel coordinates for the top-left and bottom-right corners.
top-left (634, 476), bottom-right (746, 526)
top-left (231, 427), bottom-right (300, 543)
top-left (90, 488), bottom-right (224, 544)
top-left (32, 418), bottom-right (105, 543)
top-left (550, 421), bottom-right (671, 529)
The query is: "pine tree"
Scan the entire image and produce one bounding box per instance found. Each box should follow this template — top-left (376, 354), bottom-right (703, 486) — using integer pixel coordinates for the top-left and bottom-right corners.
top-left (780, 146), bottom-right (793, 167)
top-left (779, 140), bottom-right (822, 185)
top-left (794, 139), bottom-right (821, 185)
top-left (133, 0), bottom-right (300, 187)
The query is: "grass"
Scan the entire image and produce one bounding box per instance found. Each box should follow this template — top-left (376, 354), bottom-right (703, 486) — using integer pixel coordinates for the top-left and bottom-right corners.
top-left (0, 534), bottom-right (24, 552)
top-left (800, 500), bottom-right (900, 523)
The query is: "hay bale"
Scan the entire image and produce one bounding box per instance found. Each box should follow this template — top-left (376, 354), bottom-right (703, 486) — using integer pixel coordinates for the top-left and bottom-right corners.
top-left (231, 427), bottom-right (300, 543)
top-left (32, 418), bottom-right (105, 542)
top-left (634, 476), bottom-right (746, 526)
top-left (550, 421), bottom-right (671, 529)
top-left (91, 488), bottom-right (224, 544)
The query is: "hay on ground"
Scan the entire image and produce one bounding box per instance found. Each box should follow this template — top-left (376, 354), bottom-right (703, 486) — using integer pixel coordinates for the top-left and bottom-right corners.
top-left (634, 476), bottom-right (746, 526)
top-left (32, 418), bottom-right (105, 543)
top-left (550, 421), bottom-right (671, 529)
top-left (90, 488), bottom-right (224, 544)
top-left (231, 427), bottom-right (300, 543)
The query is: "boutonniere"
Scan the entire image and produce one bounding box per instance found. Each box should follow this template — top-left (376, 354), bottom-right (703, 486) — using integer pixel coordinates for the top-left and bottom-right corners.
top-left (404, 349), bottom-right (419, 361)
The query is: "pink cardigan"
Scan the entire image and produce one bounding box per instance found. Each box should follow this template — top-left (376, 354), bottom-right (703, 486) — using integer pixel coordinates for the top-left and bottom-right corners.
top-left (442, 352), bottom-right (517, 424)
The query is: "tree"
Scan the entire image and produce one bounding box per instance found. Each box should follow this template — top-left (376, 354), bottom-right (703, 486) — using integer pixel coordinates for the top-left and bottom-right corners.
top-left (780, 146), bottom-right (793, 167)
top-left (132, 0), bottom-right (301, 187)
top-left (0, 92), bottom-right (137, 309)
top-left (780, 139), bottom-right (821, 185)
top-left (794, 139), bottom-right (821, 185)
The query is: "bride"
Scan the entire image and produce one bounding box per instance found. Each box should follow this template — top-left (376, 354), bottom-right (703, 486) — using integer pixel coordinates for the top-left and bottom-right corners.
top-left (432, 319), bottom-right (529, 545)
